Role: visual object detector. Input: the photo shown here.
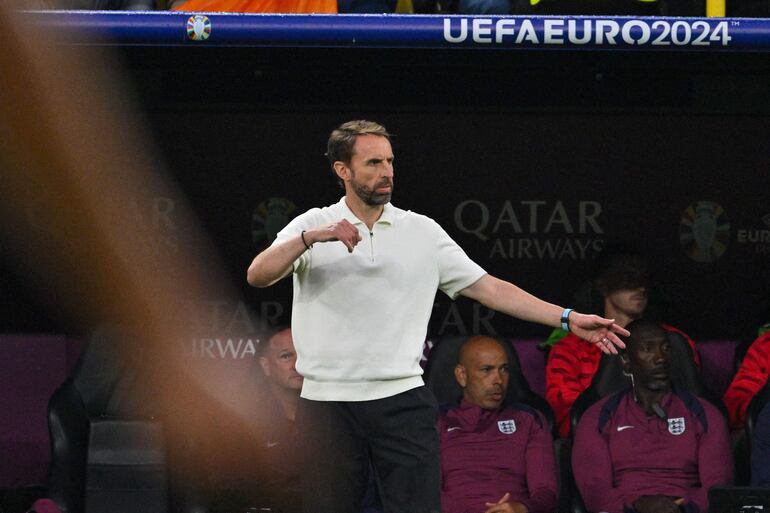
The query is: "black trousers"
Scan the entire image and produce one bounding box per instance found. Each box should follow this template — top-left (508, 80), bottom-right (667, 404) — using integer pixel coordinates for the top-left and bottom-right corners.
top-left (297, 386), bottom-right (441, 513)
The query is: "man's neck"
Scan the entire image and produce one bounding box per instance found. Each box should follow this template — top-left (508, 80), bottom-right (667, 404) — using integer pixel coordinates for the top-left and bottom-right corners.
top-left (604, 302), bottom-right (637, 328)
top-left (269, 383), bottom-right (300, 422)
top-left (344, 195), bottom-right (384, 231)
top-left (633, 385), bottom-right (670, 417)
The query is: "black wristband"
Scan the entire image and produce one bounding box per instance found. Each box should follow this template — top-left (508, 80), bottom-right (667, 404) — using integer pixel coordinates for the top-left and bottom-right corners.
top-left (301, 230), bottom-right (312, 250)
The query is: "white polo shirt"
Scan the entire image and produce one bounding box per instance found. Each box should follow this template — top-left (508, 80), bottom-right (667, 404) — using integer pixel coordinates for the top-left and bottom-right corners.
top-left (272, 197), bottom-right (486, 401)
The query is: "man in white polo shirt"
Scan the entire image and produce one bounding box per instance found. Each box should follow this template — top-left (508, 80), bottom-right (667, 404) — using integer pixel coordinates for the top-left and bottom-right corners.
top-left (247, 120), bottom-right (627, 513)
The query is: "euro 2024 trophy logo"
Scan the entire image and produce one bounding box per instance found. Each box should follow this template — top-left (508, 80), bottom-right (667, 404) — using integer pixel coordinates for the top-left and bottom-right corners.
top-left (679, 201), bottom-right (730, 263)
top-left (251, 197), bottom-right (296, 252)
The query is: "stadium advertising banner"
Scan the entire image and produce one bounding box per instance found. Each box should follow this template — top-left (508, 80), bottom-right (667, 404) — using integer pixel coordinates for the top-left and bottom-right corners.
top-left (12, 112), bottom-right (766, 346)
top-left (23, 12), bottom-right (764, 50)
top-left (143, 111), bottom-right (769, 344)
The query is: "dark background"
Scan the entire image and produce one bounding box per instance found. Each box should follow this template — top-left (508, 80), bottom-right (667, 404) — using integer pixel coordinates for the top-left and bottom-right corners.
top-left (3, 45), bottom-right (769, 341)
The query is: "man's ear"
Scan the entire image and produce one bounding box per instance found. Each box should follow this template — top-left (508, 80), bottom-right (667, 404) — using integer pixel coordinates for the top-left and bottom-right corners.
top-left (454, 364), bottom-right (467, 388)
top-left (333, 161), bottom-right (349, 183)
top-left (620, 354), bottom-right (631, 375)
top-left (259, 356), bottom-right (271, 377)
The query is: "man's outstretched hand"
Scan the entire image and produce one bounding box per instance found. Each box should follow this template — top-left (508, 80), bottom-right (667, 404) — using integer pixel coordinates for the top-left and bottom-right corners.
top-left (569, 312), bottom-right (630, 354)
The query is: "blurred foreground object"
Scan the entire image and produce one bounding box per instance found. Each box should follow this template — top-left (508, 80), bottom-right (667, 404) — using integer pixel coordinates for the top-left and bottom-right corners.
top-left (0, 4), bottom-right (265, 508)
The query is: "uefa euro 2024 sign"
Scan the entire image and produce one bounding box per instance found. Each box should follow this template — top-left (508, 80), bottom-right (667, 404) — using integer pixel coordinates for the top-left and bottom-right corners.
top-left (442, 17), bottom-right (732, 48)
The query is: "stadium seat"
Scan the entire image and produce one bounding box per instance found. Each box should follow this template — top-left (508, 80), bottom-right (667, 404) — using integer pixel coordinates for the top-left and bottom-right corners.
top-left (730, 334), bottom-right (770, 484)
top-left (734, 337), bottom-right (753, 374)
top-left (45, 326), bottom-right (179, 513)
top-left (746, 379), bottom-right (770, 456)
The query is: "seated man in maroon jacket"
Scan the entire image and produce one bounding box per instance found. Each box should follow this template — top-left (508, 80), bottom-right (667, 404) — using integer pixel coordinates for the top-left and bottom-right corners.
top-left (438, 335), bottom-right (557, 513)
top-left (572, 320), bottom-right (732, 513)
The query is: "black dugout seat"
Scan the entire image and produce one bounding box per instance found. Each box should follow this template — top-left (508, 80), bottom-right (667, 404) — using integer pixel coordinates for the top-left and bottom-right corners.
top-left (746, 379), bottom-right (770, 456)
top-left (46, 326), bottom-right (176, 513)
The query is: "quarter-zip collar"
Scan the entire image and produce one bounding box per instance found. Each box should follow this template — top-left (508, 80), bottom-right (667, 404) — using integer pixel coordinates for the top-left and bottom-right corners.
top-left (338, 196), bottom-right (395, 228)
top-left (626, 389), bottom-right (675, 427)
top-left (451, 399), bottom-right (500, 431)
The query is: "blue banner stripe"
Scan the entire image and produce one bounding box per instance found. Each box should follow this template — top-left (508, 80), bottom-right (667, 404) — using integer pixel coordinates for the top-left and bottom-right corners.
top-left (21, 11), bottom-right (770, 51)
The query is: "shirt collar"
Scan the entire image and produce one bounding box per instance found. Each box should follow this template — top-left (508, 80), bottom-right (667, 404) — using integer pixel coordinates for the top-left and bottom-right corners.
top-left (337, 196), bottom-right (395, 227)
top-left (458, 398), bottom-right (503, 416)
top-left (626, 389), bottom-right (675, 419)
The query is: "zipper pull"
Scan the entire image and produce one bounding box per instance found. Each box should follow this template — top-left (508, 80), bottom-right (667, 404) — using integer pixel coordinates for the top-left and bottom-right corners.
top-left (369, 231), bottom-right (374, 262)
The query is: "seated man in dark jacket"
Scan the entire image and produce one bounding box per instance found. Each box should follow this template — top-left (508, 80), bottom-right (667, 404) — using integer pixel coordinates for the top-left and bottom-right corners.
top-left (573, 319), bottom-right (732, 513)
top-left (438, 335), bottom-right (557, 513)
top-left (200, 326), bottom-right (382, 513)
top-left (201, 327), bottom-right (303, 513)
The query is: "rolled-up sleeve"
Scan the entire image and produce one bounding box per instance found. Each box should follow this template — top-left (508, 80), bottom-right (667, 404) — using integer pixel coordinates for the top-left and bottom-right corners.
top-left (434, 222), bottom-right (486, 300)
top-left (272, 208), bottom-right (320, 274)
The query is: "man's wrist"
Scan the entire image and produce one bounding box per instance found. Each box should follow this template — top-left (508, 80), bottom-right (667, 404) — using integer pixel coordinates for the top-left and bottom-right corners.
top-left (300, 230), bottom-right (313, 250)
top-left (561, 308), bottom-right (574, 332)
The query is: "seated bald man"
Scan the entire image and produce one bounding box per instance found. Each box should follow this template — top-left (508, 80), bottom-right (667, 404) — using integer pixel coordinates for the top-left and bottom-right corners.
top-left (438, 336), bottom-right (557, 513)
top-left (572, 319), bottom-right (732, 513)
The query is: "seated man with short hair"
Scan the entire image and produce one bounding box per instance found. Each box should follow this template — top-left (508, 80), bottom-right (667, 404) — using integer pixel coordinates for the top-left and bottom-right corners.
top-left (573, 319), bottom-right (732, 513)
top-left (200, 327), bottom-right (304, 513)
top-left (438, 335), bottom-right (557, 513)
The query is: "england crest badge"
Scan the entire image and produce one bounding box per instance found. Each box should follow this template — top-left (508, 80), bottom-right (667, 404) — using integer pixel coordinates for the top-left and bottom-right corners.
top-left (668, 417), bottom-right (686, 435)
top-left (498, 419), bottom-right (516, 434)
